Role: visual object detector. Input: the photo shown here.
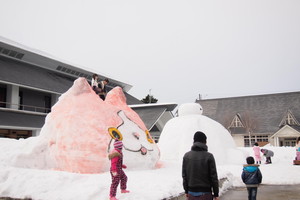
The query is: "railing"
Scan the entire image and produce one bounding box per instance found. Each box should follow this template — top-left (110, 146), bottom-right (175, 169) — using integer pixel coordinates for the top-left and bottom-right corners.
top-left (0, 101), bottom-right (51, 113)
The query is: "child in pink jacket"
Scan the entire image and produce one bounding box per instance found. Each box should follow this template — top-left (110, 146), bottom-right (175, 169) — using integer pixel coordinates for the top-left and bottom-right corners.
top-left (108, 140), bottom-right (129, 200)
top-left (253, 143), bottom-right (261, 164)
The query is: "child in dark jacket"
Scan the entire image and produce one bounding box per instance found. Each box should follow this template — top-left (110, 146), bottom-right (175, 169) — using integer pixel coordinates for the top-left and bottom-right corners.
top-left (241, 156), bottom-right (262, 200)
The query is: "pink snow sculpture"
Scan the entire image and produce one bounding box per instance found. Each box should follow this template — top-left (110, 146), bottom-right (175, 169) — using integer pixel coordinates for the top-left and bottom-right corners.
top-left (45, 77), bottom-right (159, 174)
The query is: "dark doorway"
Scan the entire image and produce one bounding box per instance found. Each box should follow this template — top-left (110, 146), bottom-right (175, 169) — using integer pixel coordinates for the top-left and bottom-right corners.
top-left (0, 85), bottom-right (6, 107)
top-left (44, 95), bottom-right (51, 113)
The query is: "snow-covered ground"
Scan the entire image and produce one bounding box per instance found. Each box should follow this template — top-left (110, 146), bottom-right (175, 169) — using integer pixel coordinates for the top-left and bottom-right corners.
top-left (222, 146), bottom-right (300, 186)
top-left (1, 99), bottom-right (299, 200)
top-left (1, 137), bottom-right (299, 200)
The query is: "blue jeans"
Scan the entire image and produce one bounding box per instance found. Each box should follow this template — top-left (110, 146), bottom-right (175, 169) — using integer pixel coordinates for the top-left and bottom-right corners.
top-left (247, 187), bottom-right (257, 200)
top-left (187, 191), bottom-right (213, 200)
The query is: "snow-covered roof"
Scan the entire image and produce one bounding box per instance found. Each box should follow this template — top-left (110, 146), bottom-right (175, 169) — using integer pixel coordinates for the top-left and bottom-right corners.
top-left (197, 91), bottom-right (300, 134)
top-left (130, 103), bottom-right (177, 130)
top-left (0, 36), bottom-right (132, 92)
top-left (129, 102), bottom-right (177, 111)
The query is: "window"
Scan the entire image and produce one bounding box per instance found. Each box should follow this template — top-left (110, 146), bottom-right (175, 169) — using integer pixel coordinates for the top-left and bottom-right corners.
top-left (56, 66), bottom-right (93, 80)
top-left (244, 136), bottom-right (253, 147)
top-left (282, 138), bottom-right (297, 147)
top-left (2, 48), bottom-right (9, 55)
top-left (279, 110), bottom-right (300, 127)
top-left (9, 51), bottom-right (17, 57)
top-left (244, 135), bottom-right (269, 147)
top-left (244, 138), bottom-right (250, 147)
top-left (0, 46), bottom-right (24, 59)
top-left (15, 53), bottom-right (24, 59)
top-left (229, 114), bottom-right (244, 128)
top-left (256, 135), bottom-right (269, 142)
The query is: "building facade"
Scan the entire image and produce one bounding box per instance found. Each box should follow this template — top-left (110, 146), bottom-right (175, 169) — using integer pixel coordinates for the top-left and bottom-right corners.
top-left (196, 92), bottom-right (300, 147)
top-left (0, 37), bottom-right (176, 140)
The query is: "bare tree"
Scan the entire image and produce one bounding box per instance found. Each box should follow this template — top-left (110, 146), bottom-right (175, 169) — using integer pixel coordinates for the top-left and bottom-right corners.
top-left (240, 112), bottom-right (258, 146)
top-left (224, 111), bottom-right (259, 147)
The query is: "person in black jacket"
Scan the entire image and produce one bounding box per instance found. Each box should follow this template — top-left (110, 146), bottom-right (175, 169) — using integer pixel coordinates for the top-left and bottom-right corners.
top-left (182, 131), bottom-right (219, 200)
top-left (98, 78), bottom-right (109, 100)
top-left (241, 156), bottom-right (262, 200)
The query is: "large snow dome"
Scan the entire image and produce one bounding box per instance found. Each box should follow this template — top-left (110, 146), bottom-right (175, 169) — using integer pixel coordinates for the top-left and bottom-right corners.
top-left (159, 103), bottom-right (244, 165)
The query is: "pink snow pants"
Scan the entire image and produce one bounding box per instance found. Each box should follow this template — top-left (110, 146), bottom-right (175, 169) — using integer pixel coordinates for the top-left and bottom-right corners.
top-left (254, 155), bottom-right (261, 162)
top-left (296, 151), bottom-right (300, 160)
top-left (110, 170), bottom-right (127, 197)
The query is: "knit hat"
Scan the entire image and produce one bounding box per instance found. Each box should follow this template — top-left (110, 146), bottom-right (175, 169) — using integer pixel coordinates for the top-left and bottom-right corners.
top-left (193, 131), bottom-right (207, 143)
top-left (114, 140), bottom-right (123, 149)
top-left (246, 156), bottom-right (255, 164)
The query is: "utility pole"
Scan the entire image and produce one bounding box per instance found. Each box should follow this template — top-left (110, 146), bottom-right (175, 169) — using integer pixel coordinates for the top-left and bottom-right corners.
top-left (199, 94), bottom-right (202, 100)
top-left (149, 89), bottom-right (152, 104)
top-left (248, 131), bottom-right (251, 147)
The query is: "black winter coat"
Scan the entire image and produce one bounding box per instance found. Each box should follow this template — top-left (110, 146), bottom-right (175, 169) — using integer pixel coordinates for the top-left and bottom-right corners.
top-left (182, 142), bottom-right (219, 197)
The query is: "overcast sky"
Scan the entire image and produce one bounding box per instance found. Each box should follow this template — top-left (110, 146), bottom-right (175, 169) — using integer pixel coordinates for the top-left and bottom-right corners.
top-left (0, 0), bottom-right (299, 105)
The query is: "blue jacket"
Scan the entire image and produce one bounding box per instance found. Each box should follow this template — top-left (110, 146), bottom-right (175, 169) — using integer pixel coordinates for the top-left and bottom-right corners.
top-left (241, 164), bottom-right (262, 186)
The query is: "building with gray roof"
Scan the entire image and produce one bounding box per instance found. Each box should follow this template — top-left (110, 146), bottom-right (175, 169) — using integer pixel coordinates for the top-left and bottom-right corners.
top-left (0, 36), bottom-right (176, 140)
top-left (196, 92), bottom-right (300, 147)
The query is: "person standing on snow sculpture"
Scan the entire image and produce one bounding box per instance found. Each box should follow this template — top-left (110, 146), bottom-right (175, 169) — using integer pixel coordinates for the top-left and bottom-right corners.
top-left (253, 143), bottom-right (261, 164)
top-left (182, 131), bottom-right (219, 200)
top-left (261, 148), bottom-right (274, 164)
top-left (91, 74), bottom-right (102, 96)
top-left (108, 140), bottom-right (129, 200)
top-left (241, 156), bottom-right (262, 200)
top-left (98, 78), bottom-right (109, 100)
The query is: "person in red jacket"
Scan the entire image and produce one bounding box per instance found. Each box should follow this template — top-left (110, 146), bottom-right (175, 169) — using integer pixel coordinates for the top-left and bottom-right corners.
top-left (108, 140), bottom-right (129, 200)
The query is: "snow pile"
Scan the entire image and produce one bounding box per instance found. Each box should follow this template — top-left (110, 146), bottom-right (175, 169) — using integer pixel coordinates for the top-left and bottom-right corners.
top-left (159, 103), bottom-right (245, 165)
top-left (0, 164), bottom-right (184, 200)
top-left (1, 140), bottom-right (300, 200)
top-left (1, 101), bottom-right (300, 200)
top-left (234, 146), bottom-right (300, 185)
top-left (5, 78), bottom-right (159, 173)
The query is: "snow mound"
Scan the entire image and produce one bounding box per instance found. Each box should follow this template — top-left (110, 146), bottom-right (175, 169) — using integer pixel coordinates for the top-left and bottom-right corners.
top-left (159, 103), bottom-right (245, 165)
top-left (8, 78), bottom-right (159, 174)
